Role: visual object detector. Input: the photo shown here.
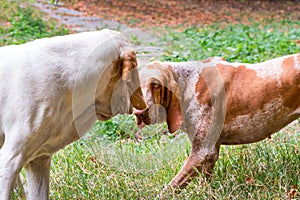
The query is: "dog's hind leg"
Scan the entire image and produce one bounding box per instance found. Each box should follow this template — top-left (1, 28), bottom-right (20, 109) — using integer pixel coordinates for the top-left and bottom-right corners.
top-left (25, 155), bottom-right (52, 200)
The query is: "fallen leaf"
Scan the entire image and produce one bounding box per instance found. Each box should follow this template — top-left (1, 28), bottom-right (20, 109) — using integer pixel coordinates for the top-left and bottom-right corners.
top-left (245, 176), bottom-right (255, 185)
top-left (287, 185), bottom-right (298, 199)
top-left (88, 156), bottom-right (96, 163)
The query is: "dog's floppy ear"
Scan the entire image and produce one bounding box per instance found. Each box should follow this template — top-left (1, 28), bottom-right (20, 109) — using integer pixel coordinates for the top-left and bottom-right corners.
top-left (120, 49), bottom-right (135, 81)
top-left (165, 70), bottom-right (183, 133)
top-left (120, 48), bottom-right (146, 110)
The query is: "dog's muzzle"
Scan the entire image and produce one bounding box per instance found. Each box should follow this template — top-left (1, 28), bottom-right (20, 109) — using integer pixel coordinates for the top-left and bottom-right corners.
top-left (134, 108), bottom-right (150, 128)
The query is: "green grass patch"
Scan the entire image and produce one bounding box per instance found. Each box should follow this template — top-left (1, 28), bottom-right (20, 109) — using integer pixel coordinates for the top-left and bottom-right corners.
top-left (161, 21), bottom-right (300, 63)
top-left (50, 126), bottom-right (299, 199)
top-left (0, 3), bottom-right (68, 46)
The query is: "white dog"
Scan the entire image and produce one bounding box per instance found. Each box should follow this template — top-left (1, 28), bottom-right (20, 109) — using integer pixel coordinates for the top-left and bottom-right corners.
top-left (0, 29), bottom-right (146, 199)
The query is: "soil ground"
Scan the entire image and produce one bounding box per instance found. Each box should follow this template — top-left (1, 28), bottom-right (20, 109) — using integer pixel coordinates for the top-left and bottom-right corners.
top-left (67, 0), bottom-right (300, 27)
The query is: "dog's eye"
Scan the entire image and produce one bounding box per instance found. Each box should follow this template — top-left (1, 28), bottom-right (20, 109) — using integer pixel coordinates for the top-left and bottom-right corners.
top-left (151, 82), bottom-right (161, 90)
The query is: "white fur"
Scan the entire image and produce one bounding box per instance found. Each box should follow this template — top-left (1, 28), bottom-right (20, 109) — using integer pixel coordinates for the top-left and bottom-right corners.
top-left (0, 29), bottom-right (134, 200)
top-left (162, 62), bottom-right (204, 139)
top-left (294, 53), bottom-right (300, 70)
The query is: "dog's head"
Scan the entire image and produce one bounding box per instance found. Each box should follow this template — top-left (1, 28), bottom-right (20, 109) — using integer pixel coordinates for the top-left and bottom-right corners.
top-left (134, 62), bottom-right (183, 133)
top-left (95, 48), bottom-right (146, 120)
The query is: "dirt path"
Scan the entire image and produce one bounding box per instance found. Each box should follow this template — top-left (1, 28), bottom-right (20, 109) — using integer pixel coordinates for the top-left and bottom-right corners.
top-left (68, 0), bottom-right (300, 27)
top-left (34, 0), bottom-right (300, 67)
top-left (34, 0), bottom-right (166, 67)
top-left (34, 0), bottom-right (130, 32)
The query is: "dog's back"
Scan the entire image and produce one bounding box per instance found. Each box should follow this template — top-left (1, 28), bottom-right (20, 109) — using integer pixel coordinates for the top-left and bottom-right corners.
top-left (154, 54), bottom-right (300, 144)
top-left (0, 29), bottom-right (128, 149)
top-left (204, 54), bottom-right (300, 144)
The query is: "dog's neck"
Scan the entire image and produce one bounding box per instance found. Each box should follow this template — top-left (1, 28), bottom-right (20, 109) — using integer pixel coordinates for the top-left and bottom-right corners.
top-left (166, 61), bottom-right (207, 134)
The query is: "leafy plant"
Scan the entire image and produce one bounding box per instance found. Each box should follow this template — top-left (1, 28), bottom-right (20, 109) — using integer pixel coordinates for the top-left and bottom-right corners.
top-left (93, 118), bottom-right (129, 142)
top-left (90, 115), bottom-right (168, 143)
top-left (161, 21), bottom-right (300, 63)
top-left (0, 5), bottom-right (68, 46)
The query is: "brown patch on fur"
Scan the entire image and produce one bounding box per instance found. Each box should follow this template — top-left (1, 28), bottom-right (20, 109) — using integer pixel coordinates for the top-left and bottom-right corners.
top-left (221, 56), bottom-right (300, 144)
top-left (218, 64), bottom-right (282, 124)
top-left (196, 75), bottom-right (211, 106)
top-left (196, 60), bottom-right (300, 125)
top-left (195, 55), bottom-right (300, 144)
top-left (145, 62), bottom-right (172, 108)
top-left (228, 65), bottom-right (269, 121)
top-left (121, 51), bottom-right (137, 75)
top-left (195, 65), bottom-right (233, 107)
top-left (202, 57), bottom-right (225, 63)
top-left (146, 62), bottom-right (162, 70)
top-left (202, 58), bottom-right (214, 63)
top-left (280, 56), bottom-right (300, 110)
top-left (121, 50), bottom-right (146, 110)
top-left (142, 62), bottom-right (183, 132)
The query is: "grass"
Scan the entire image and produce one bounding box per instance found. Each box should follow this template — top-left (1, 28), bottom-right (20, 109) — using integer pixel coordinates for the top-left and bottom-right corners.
top-left (49, 121), bottom-right (299, 199)
top-left (0, 1), bottom-right (68, 46)
top-left (1, 3), bottom-right (299, 199)
top-left (161, 20), bottom-right (300, 63)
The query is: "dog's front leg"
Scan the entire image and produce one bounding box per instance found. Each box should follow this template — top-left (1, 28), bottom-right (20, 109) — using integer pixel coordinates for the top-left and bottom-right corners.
top-left (0, 149), bottom-right (24, 200)
top-left (169, 144), bottom-right (220, 189)
top-left (25, 155), bottom-right (52, 200)
top-left (169, 151), bottom-right (206, 188)
top-left (159, 142), bottom-right (220, 199)
top-left (161, 109), bottom-right (223, 198)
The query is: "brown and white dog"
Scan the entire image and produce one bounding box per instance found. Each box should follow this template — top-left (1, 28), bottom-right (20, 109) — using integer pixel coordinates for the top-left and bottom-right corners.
top-left (134, 54), bottom-right (300, 191)
top-left (0, 30), bottom-right (146, 200)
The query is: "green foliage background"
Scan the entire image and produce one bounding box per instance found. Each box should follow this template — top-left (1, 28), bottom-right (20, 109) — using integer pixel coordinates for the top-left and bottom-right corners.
top-left (161, 21), bottom-right (300, 63)
top-left (0, 1), bottom-right (68, 46)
